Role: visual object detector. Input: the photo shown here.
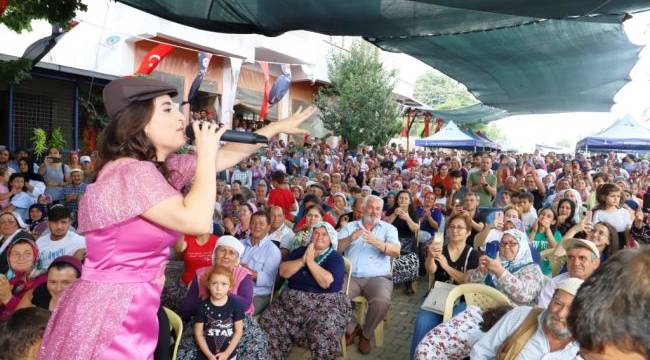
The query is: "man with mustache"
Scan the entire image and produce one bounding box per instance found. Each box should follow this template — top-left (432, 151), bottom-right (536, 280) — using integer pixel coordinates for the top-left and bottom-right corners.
top-left (471, 277), bottom-right (583, 359)
top-left (537, 238), bottom-right (600, 308)
top-left (569, 247), bottom-right (650, 360)
top-left (338, 195), bottom-right (400, 354)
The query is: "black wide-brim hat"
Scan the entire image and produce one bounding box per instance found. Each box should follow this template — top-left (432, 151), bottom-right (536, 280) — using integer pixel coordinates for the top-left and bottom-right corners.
top-left (103, 76), bottom-right (178, 119)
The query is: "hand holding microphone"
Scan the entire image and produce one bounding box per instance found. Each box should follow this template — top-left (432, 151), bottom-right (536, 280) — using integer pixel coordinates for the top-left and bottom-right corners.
top-left (185, 122), bottom-right (269, 145)
top-left (191, 121), bottom-right (226, 159)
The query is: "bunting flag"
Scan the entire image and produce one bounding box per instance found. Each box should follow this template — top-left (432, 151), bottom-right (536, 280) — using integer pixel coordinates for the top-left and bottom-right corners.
top-left (421, 113), bottom-right (431, 137)
top-left (220, 57), bottom-right (243, 127)
top-left (401, 109), bottom-right (413, 137)
top-left (258, 61), bottom-right (270, 120)
top-left (186, 52), bottom-right (212, 104)
top-left (269, 64), bottom-right (292, 105)
top-left (22, 22), bottom-right (78, 66)
top-left (135, 43), bottom-right (174, 75)
top-left (435, 118), bottom-right (443, 133)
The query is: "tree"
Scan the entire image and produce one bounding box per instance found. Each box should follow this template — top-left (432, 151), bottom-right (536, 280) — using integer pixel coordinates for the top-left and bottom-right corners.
top-left (0, 0), bottom-right (87, 83)
top-left (413, 71), bottom-right (504, 140)
top-left (316, 41), bottom-right (402, 149)
top-left (413, 71), bottom-right (478, 110)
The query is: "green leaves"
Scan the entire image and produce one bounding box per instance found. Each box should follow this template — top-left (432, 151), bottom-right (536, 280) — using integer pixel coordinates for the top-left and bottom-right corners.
top-left (316, 41), bottom-right (402, 149)
top-left (0, 0), bottom-right (87, 83)
top-left (413, 71), bottom-right (478, 110)
top-left (49, 128), bottom-right (67, 149)
top-left (31, 127), bottom-right (68, 158)
top-left (31, 128), bottom-right (48, 158)
top-left (0, 0), bottom-right (87, 33)
top-left (0, 58), bottom-right (32, 84)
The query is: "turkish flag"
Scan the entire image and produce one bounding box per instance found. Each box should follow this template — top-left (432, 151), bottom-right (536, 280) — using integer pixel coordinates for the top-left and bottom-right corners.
top-left (135, 44), bottom-right (174, 75)
top-left (259, 61), bottom-right (270, 120)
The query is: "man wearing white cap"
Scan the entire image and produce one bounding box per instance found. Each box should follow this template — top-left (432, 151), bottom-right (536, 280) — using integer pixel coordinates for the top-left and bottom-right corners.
top-left (471, 277), bottom-right (583, 359)
top-left (537, 238), bottom-right (600, 308)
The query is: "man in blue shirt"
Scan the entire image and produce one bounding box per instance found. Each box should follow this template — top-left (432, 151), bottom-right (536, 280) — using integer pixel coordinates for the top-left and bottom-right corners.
top-left (241, 211), bottom-right (281, 316)
top-left (338, 195), bottom-right (400, 354)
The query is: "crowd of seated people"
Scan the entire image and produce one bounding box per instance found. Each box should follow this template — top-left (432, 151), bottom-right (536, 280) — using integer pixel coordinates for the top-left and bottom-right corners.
top-left (2, 141), bottom-right (649, 360)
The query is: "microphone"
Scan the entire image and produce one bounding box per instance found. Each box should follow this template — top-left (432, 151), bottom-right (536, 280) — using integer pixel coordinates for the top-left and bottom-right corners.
top-left (185, 123), bottom-right (269, 145)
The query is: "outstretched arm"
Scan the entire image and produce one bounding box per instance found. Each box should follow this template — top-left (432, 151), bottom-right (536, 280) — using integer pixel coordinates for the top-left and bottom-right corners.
top-left (215, 107), bottom-right (315, 172)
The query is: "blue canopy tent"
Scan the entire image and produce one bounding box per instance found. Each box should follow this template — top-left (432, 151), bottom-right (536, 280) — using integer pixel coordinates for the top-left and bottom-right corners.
top-left (415, 120), bottom-right (494, 150)
top-left (576, 115), bottom-right (650, 152)
top-left (467, 130), bottom-right (500, 150)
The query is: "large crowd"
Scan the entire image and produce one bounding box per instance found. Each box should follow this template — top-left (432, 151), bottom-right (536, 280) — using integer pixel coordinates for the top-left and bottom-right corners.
top-left (0, 133), bottom-right (649, 359)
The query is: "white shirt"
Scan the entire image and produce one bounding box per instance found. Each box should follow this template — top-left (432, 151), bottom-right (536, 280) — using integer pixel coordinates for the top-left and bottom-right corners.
top-left (270, 223), bottom-right (295, 250)
top-left (471, 306), bottom-right (579, 360)
top-left (36, 230), bottom-right (85, 269)
top-left (591, 208), bottom-right (632, 232)
top-left (522, 208), bottom-right (538, 231)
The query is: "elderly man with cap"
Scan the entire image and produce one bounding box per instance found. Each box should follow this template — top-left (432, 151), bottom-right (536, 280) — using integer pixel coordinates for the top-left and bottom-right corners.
top-left (62, 168), bottom-right (87, 222)
top-left (471, 277), bottom-right (584, 359)
top-left (568, 247), bottom-right (650, 360)
top-left (79, 155), bottom-right (93, 183)
top-left (39, 76), bottom-right (314, 360)
top-left (537, 238), bottom-right (600, 308)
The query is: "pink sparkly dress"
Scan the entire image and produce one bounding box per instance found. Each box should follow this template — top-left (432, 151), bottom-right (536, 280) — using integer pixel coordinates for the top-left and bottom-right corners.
top-left (38, 155), bottom-right (195, 360)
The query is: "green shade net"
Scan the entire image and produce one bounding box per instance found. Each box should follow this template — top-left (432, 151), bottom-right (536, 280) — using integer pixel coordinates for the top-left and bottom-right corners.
top-left (423, 104), bottom-right (509, 125)
top-left (372, 17), bottom-right (643, 116)
top-left (116, 0), bottom-right (648, 123)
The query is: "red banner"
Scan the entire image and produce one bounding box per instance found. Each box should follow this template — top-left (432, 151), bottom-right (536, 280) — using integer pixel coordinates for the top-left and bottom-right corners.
top-left (421, 113), bottom-right (431, 137)
top-left (0, 0), bottom-right (8, 17)
top-left (401, 109), bottom-right (413, 137)
top-left (135, 44), bottom-right (174, 75)
top-left (258, 61), bottom-right (270, 120)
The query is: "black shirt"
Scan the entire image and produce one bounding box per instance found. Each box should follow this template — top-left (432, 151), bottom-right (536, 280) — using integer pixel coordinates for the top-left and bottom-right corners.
top-left (32, 282), bottom-right (51, 310)
top-left (194, 296), bottom-right (244, 360)
top-left (433, 245), bottom-right (479, 285)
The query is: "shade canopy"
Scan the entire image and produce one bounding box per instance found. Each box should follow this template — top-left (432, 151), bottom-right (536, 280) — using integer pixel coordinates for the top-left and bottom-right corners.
top-left (576, 115), bottom-right (650, 152)
top-left (116, 0), bottom-right (648, 123)
top-left (415, 120), bottom-right (496, 150)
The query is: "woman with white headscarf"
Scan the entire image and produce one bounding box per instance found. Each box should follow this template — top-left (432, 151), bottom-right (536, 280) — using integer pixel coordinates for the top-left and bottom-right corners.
top-left (178, 235), bottom-right (268, 360)
top-left (260, 222), bottom-right (351, 360)
top-left (466, 229), bottom-right (544, 305)
top-left (553, 189), bottom-right (584, 223)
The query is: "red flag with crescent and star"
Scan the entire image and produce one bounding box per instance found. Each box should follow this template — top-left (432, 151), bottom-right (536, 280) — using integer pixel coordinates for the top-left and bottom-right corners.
top-left (135, 44), bottom-right (174, 75)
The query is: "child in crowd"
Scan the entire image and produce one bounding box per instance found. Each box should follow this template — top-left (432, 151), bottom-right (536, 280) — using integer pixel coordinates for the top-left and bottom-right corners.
top-left (592, 183), bottom-right (632, 248)
top-left (517, 191), bottom-right (537, 231)
top-left (194, 266), bottom-right (244, 360)
top-left (527, 207), bottom-right (562, 252)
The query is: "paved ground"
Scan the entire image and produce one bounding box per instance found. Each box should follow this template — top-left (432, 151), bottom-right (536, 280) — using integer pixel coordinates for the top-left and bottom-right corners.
top-left (287, 277), bottom-right (430, 360)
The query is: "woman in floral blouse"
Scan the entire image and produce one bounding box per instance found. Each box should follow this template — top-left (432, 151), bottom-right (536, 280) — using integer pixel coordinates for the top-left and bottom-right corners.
top-left (465, 229), bottom-right (544, 305)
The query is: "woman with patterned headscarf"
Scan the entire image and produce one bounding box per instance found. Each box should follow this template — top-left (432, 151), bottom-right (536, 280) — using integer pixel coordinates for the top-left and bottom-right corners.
top-left (0, 237), bottom-right (46, 320)
top-left (466, 229), bottom-right (544, 306)
top-left (260, 222), bottom-right (351, 360)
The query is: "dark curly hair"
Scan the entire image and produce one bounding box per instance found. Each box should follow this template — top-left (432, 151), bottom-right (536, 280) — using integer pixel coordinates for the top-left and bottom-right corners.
top-left (568, 247), bottom-right (650, 357)
top-left (0, 307), bottom-right (51, 360)
top-left (94, 99), bottom-right (175, 183)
